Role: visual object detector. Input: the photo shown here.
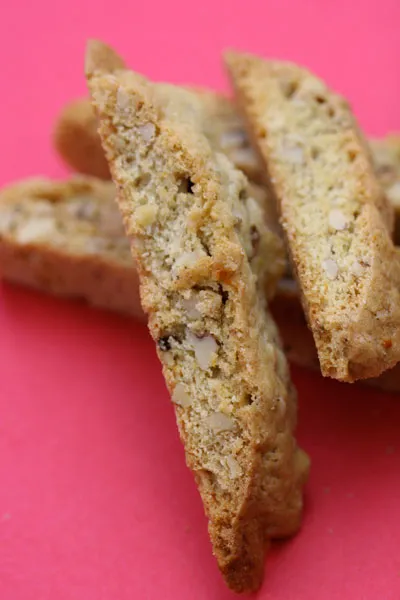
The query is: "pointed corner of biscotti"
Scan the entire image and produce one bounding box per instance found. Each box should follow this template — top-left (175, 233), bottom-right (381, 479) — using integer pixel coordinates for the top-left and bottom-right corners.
top-left (224, 50), bottom-right (276, 84)
top-left (85, 39), bottom-right (126, 80)
top-left (223, 48), bottom-right (255, 70)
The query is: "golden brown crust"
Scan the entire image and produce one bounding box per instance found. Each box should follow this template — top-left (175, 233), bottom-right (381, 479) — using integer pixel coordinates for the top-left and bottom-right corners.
top-left (271, 278), bottom-right (400, 393)
top-left (225, 50), bottom-right (400, 382)
top-left (86, 40), bottom-right (308, 593)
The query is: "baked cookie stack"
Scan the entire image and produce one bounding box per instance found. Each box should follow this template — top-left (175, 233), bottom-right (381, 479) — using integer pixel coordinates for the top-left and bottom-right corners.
top-left (1, 41), bottom-right (400, 592)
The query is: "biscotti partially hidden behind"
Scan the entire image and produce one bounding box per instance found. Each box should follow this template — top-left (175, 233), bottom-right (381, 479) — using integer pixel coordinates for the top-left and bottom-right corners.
top-left (225, 51), bottom-right (400, 383)
top-left (86, 39), bottom-right (309, 593)
top-left (54, 99), bottom-right (111, 180)
top-left (0, 176), bottom-right (141, 316)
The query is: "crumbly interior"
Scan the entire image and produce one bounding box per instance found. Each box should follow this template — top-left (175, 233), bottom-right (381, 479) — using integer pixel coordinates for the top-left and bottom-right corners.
top-left (0, 178), bottom-right (131, 265)
top-left (226, 52), bottom-right (400, 381)
top-left (88, 48), bottom-right (308, 592)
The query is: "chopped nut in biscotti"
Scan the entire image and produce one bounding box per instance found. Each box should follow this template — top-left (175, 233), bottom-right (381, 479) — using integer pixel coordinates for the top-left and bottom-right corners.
top-left (328, 209), bottom-right (347, 231)
top-left (172, 383), bottom-right (191, 407)
top-left (137, 122), bottom-right (156, 142)
top-left (186, 330), bottom-right (218, 370)
top-left (16, 217), bottom-right (56, 243)
top-left (322, 258), bottom-right (338, 280)
top-left (205, 411), bottom-right (235, 433)
top-left (134, 204), bottom-right (158, 228)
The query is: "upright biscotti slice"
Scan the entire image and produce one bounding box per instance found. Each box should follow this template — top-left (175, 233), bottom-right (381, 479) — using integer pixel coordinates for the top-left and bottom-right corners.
top-left (86, 40), bottom-right (308, 593)
top-left (0, 176), bottom-right (140, 316)
top-left (225, 51), bottom-right (400, 382)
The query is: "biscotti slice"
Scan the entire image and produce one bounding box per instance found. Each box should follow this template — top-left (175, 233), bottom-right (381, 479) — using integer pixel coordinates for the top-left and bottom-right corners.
top-left (86, 40), bottom-right (308, 593)
top-left (225, 51), bottom-right (400, 382)
top-left (0, 176), bottom-right (140, 316)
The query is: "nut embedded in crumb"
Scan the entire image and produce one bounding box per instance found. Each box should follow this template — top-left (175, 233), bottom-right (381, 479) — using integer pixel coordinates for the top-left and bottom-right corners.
top-left (350, 260), bottom-right (364, 277)
top-left (205, 412), bottom-right (235, 433)
top-left (134, 204), bottom-right (158, 229)
top-left (16, 217), bottom-right (56, 244)
top-left (138, 123), bottom-right (156, 142)
top-left (322, 258), bottom-right (338, 280)
top-left (328, 209), bottom-right (347, 231)
top-left (181, 297), bottom-right (202, 319)
top-left (172, 383), bottom-right (191, 407)
top-left (173, 249), bottom-right (204, 274)
top-left (186, 331), bottom-right (218, 370)
top-left (282, 143), bottom-right (304, 164)
top-left (226, 455), bottom-right (243, 478)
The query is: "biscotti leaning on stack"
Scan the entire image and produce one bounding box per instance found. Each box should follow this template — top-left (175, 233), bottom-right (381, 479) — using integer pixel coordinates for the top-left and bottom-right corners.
top-left (85, 39), bottom-right (309, 593)
top-left (225, 51), bottom-right (400, 382)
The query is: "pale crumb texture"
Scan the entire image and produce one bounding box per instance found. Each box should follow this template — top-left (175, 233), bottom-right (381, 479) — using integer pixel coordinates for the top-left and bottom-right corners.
top-left (0, 176), bottom-right (140, 316)
top-left (86, 40), bottom-right (308, 593)
top-left (226, 51), bottom-right (400, 382)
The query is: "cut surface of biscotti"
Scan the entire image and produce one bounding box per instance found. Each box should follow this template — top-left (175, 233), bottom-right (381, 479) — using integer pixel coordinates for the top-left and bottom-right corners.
top-left (226, 51), bottom-right (400, 382)
top-left (0, 176), bottom-right (140, 316)
top-left (86, 40), bottom-right (308, 593)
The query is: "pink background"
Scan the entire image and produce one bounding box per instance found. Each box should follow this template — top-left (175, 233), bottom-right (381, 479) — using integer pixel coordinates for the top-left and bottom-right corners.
top-left (1, 0), bottom-right (400, 598)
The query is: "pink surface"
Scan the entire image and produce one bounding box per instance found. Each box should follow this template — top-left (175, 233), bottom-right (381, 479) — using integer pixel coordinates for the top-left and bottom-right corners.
top-left (0, 0), bottom-right (400, 598)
